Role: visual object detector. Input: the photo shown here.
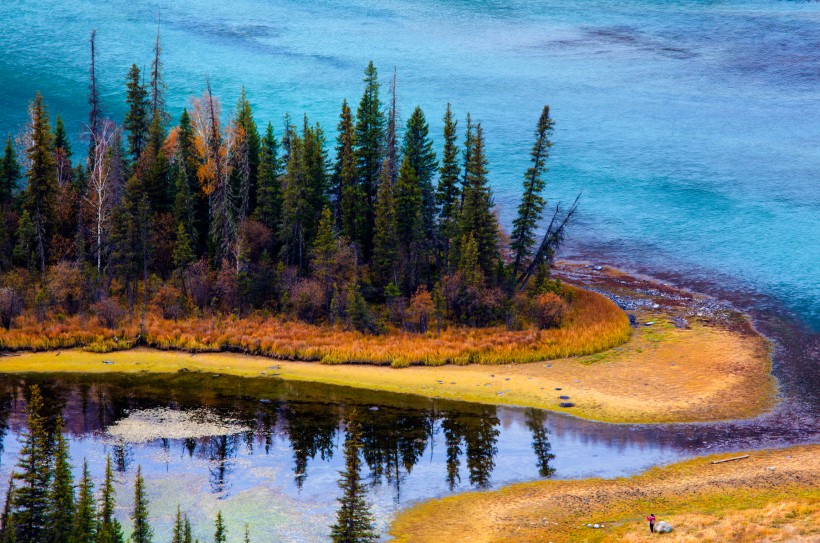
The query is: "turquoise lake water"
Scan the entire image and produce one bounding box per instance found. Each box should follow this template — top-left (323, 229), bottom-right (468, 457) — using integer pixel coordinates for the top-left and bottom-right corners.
top-left (1, 0), bottom-right (818, 329)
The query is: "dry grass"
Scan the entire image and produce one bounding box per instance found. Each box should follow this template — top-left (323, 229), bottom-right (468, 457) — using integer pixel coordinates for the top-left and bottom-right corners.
top-left (389, 445), bottom-right (820, 543)
top-left (0, 307), bottom-right (774, 424)
top-left (0, 286), bottom-right (631, 366)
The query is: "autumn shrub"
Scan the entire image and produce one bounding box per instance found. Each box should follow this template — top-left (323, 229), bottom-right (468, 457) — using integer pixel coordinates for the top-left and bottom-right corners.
top-left (531, 292), bottom-right (569, 329)
top-left (187, 258), bottom-right (213, 311)
top-left (214, 264), bottom-right (240, 314)
top-left (152, 285), bottom-right (187, 320)
top-left (404, 286), bottom-right (434, 333)
top-left (291, 278), bottom-right (325, 323)
top-left (45, 262), bottom-right (88, 315)
top-left (90, 297), bottom-right (126, 328)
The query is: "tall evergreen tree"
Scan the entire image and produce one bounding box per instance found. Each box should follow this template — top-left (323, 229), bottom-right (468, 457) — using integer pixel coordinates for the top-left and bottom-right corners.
top-left (97, 455), bottom-right (124, 543)
top-left (255, 122), bottom-right (282, 236)
top-left (88, 30), bottom-right (101, 170)
top-left (402, 106), bottom-right (437, 239)
top-left (213, 511), bottom-right (226, 543)
top-left (371, 164), bottom-right (398, 290)
top-left (70, 460), bottom-right (96, 543)
top-left (329, 412), bottom-right (376, 543)
top-left (333, 100), bottom-right (364, 245)
top-left (10, 385), bottom-right (51, 543)
top-left (0, 476), bottom-right (14, 543)
top-left (233, 88), bottom-right (260, 216)
top-left (436, 104), bottom-right (460, 270)
top-left (171, 506), bottom-right (184, 543)
top-left (0, 136), bottom-right (21, 205)
top-left (130, 466), bottom-right (152, 543)
top-left (53, 115), bottom-right (72, 157)
top-left (149, 25), bottom-right (168, 125)
top-left (457, 122), bottom-right (498, 281)
top-left (175, 109), bottom-right (206, 255)
top-left (394, 156), bottom-right (423, 292)
top-left (124, 64), bottom-right (149, 162)
top-left (182, 515), bottom-right (192, 543)
top-left (354, 61), bottom-right (385, 259)
top-left (22, 92), bottom-right (58, 273)
top-left (511, 105), bottom-right (554, 277)
top-left (46, 417), bottom-right (74, 543)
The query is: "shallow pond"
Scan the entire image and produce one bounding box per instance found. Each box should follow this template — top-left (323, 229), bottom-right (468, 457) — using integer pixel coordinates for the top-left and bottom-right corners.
top-left (0, 372), bottom-right (770, 541)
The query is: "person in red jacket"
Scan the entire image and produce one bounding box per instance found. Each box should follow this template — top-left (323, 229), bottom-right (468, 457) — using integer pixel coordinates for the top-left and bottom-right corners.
top-left (647, 513), bottom-right (657, 533)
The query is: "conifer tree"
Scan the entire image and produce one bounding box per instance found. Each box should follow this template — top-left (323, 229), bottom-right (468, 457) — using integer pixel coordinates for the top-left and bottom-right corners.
top-left (97, 455), bottom-right (124, 543)
top-left (175, 109), bottom-right (206, 254)
top-left (457, 233), bottom-right (482, 288)
top-left (457, 122), bottom-right (498, 281)
top-left (173, 222), bottom-right (195, 275)
top-left (233, 88), bottom-right (260, 216)
top-left (330, 411), bottom-right (376, 543)
top-left (124, 64), bottom-right (149, 162)
top-left (130, 466), bottom-right (152, 543)
top-left (173, 164), bottom-right (197, 252)
top-left (53, 115), bottom-right (71, 156)
top-left (10, 385), bottom-right (52, 543)
top-left (213, 511), bottom-right (226, 543)
top-left (149, 26), bottom-right (168, 125)
top-left (71, 460), bottom-right (97, 543)
top-left (182, 515), bottom-right (192, 543)
top-left (394, 155), bottom-right (423, 292)
top-left (402, 106), bottom-right (437, 237)
top-left (22, 92), bottom-right (58, 274)
top-left (0, 476), bottom-right (14, 543)
top-left (511, 106), bottom-right (553, 277)
top-left (171, 506), bottom-right (184, 543)
top-left (53, 115), bottom-right (74, 187)
top-left (88, 30), bottom-right (102, 170)
top-left (333, 100), bottom-right (364, 245)
top-left (0, 136), bottom-right (21, 206)
top-left (371, 164), bottom-right (398, 289)
top-left (46, 416), bottom-right (74, 543)
top-left (354, 61), bottom-right (385, 259)
top-left (255, 122), bottom-right (282, 236)
top-left (436, 104), bottom-right (460, 270)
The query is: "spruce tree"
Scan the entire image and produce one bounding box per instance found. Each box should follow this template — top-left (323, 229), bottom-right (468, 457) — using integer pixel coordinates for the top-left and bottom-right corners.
top-left (171, 506), bottom-right (184, 543)
top-left (70, 460), bottom-right (97, 543)
top-left (354, 61), bottom-right (385, 259)
top-left (0, 136), bottom-right (21, 206)
top-left (233, 88), bottom-right (260, 215)
top-left (457, 122), bottom-right (498, 282)
top-left (22, 92), bottom-right (58, 273)
top-left (213, 511), bottom-right (226, 543)
top-left (173, 164), bottom-right (197, 252)
top-left (97, 455), bottom-right (124, 543)
top-left (333, 100), bottom-right (364, 246)
top-left (511, 105), bottom-right (553, 277)
top-left (130, 466), bottom-right (152, 543)
top-left (436, 104), bottom-right (460, 271)
top-left (243, 524), bottom-right (251, 543)
top-left (124, 64), bottom-right (149, 162)
top-left (402, 106), bottom-right (437, 238)
top-left (182, 515), bottom-right (192, 543)
top-left (0, 476), bottom-right (15, 542)
top-left (255, 122), bottom-right (282, 235)
top-left (149, 26), bottom-right (169, 125)
top-left (46, 416), bottom-right (74, 543)
top-left (53, 115), bottom-right (71, 156)
top-left (11, 385), bottom-right (52, 543)
top-left (175, 109), bottom-right (206, 255)
top-left (394, 156), bottom-right (423, 292)
top-left (371, 164), bottom-right (398, 289)
top-left (329, 412), bottom-right (376, 543)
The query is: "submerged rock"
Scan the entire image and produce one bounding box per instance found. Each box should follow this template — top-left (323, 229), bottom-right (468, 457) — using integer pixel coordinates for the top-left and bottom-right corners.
top-left (559, 402), bottom-right (575, 408)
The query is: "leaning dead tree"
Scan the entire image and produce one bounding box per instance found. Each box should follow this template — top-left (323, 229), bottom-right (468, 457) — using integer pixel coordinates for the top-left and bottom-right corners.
top-left (516, 194), bottom-right (581, 291)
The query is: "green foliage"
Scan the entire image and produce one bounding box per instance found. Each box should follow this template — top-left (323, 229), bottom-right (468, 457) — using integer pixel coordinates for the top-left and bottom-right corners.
top-left (402, 106), bottom-right (437, 239)
top-left (354, 61), bottom-right (385, 259)
top-left (511, 105), bottom-right (554, 276)
top-left (330, 412), bottom-right (377, 543)
top-left (0, 135), bottom-right (21, 205)
top-left (334, 100), bottom-right (365, 246)
top-left (70, 460), bottom-right (96, 543)
top-left (124, 64), bottom-right (150, 161)
top-left (255, 122), bottom-right (282, 235)
top-left (97, 456), bottom-right (124, 543)
top-left (371, 166), bottom-right (398, 289)
top-left (213, 511), bottom-right (226, 543)
top-left (46, 417), bottom-right (74, 543)
top-left (130, 466), bottom-right (153, 543)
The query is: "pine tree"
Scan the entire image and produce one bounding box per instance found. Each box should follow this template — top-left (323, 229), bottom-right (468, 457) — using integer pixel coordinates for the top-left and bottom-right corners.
top-left (171, 506), bottom-right (184, 543)
top-left (329, 412), bottom-right (376, 543)
top-left (149, 25), bottom-right (169, 125)
top-left (173, 163), bottom-right (197, 252)
top-left (511, 105), bottom-right (553, 277)
top-left (182, 515), bottom-right (192, 543)
top-left (53, 115), bottom-right (71, 158)
top-left (457, 233), bottom-right (482, 288)
top-left (371, 164), bottom-right (398, 289)
top-left (233, 88), bottom-right (260, 215)
top-left (88, 30), bottom-right (102, 170)
top-left (0, 136), bottom-right (21, 206)
top-left (130, 466), bottom-right (152, 543)
top-left (22, 92), bottom-right (58, 273)
top-left (402, 106), bottom-right (437, 238)
top-left (354, 61), bottom-right (385, 259)
top-left (394, 155), bottom-right (424, 292)
top-left (457, 122), bottom-right (498, 282)
top-left (175, 109), bottom-right (206, 255)
top-left (70, 460), bottom-right (97, 543)
top-left (243, 524), bottom-right (251, 543)
top-left (46, 416), bottom-right (74, 543)
top-left (0, 476), bottom-right (15, 542)
top-left (10, 385), bottom-right (52, 543)
top-left (213, 511), bottom-right (226, 543)
top-left (255, 122), bottom-right (282, 235)
top-left (333, 100), bottom-right (364, 246)
top-left (124, 64), bottom-right (149, 162)
top-left (97, 455), bottom-right (124, 543)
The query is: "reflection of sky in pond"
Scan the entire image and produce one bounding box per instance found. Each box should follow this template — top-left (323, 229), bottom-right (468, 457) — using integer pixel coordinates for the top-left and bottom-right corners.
top-left (0, 374), bottom-right (709, 542)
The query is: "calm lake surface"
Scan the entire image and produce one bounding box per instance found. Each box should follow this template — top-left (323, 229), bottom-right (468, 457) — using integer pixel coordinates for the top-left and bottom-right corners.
top-left (0, 372), bottom-right (750, 542)
top-left (1, 0), bottom-right (818, 330)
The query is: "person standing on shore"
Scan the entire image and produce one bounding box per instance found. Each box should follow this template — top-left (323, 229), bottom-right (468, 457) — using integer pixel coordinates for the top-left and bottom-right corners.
top-left (647, 513), bottom-right (656, 533)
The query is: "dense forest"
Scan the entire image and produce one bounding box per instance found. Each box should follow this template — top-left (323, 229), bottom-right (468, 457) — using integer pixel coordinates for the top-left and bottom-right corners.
top-left (0, 30), bottom-right (576, 336)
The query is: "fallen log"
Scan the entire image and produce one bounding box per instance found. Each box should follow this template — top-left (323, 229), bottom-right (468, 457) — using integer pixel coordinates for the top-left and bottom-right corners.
top-left (710, 455), bottom-right (750, 465)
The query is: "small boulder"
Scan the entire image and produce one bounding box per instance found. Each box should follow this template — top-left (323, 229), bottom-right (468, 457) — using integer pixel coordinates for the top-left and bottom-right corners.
top-left (368, 406), bottom-right (379, 411)
top-left (655, 521), bottom-right (672, 533)
top-left (559, 402), bottom-right (575, 408)
top-left (559, 395), bottom-right (570, 400)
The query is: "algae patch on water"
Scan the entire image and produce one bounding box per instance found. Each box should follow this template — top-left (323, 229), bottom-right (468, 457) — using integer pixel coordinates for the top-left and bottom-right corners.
top-left (105, 408), bottom-right (250, 443)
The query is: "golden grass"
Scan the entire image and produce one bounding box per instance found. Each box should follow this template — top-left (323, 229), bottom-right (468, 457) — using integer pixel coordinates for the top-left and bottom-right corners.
top-left (0, 308), bottom-right (774, 424)
top-left (389, 445), bottom-right (820, 543)
top-left (0, 286), bottom-right (631, 366)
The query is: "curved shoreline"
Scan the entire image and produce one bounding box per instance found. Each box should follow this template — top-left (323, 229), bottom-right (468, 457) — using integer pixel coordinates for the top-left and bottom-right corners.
top-left (0, 267), bottom-right (776, 424)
